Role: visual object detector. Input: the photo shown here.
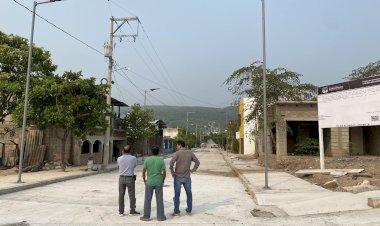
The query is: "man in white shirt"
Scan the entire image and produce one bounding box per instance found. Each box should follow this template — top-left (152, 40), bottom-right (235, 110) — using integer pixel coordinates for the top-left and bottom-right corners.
top-left (117, 145), bottom-right (140, 216)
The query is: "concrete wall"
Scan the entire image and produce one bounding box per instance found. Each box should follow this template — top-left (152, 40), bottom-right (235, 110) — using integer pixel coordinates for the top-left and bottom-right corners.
top-left (238, 98), bottom-right (256, 155)
top-left (274, 101), bottom-right (318, 158)
top-left (350, 127), bottom-right (364, 155)
top-left (329, 127), bottom-right (349, 157)
top-left (163, 128), bottom-right (179, 139)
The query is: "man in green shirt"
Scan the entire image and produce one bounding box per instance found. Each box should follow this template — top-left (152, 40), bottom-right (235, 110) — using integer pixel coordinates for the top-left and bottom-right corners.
top-left (140, 146), bottom-right (167, 221)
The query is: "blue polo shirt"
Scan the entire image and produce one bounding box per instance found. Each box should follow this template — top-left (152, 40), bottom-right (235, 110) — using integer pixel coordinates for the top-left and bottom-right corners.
top-left (117, 154), bottom-right (137, 176)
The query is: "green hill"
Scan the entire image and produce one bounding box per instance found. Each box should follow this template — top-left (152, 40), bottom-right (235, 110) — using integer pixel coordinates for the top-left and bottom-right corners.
top-left (147, 105), bottom-right (238, 132)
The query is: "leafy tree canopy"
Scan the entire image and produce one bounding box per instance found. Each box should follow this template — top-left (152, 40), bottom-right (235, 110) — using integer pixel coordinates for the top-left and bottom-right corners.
top-left (224, 61), bottom-right (317, 125)
top-left (121, 104), bottom-right (157, 146)
top-left (345, 60), bottom-right (380, 80)
top-left (12, 71), bottom-right (110, 139)
top-left (0, 31), bottom-right (57, 123)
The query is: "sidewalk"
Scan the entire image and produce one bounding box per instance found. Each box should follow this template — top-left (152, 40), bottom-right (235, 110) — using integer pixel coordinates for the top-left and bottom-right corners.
top-left (0, 163), bottom-right (119, 196)
top-left (0, 156), bottom-right (150, 196)
top-left (222, 151), bottom-right (380, 217)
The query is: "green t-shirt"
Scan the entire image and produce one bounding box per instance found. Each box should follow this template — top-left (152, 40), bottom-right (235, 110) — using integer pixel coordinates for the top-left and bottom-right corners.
top-left (144, 156), bottom-right (166, 186)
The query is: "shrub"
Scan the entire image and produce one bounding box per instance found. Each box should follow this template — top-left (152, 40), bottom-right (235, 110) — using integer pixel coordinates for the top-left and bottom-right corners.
top-left (293, 138), bottom-right (319, 156)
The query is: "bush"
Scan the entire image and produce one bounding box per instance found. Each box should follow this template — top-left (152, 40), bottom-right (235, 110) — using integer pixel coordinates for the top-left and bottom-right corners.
top-left (232, 140), bottom-right (239, 154)
top-left (293, 138), bottom-right (319, 156)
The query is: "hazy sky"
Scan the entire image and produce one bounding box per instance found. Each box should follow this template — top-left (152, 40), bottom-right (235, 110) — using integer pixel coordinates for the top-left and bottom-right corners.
top-left (1, 0), bottom-right (380, 108)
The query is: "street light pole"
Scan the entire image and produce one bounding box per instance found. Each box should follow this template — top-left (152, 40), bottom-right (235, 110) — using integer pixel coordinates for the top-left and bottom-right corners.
top-left (144, 88), bottom-right (160, 107)
top-left (142, 88), bottom-right (159, 158)
top-left (261, 0), bottom-right (269, 189)
top-left (18, 0), bottom-right (62, 184)
top-left (186, 112), bottom-right (195, 136)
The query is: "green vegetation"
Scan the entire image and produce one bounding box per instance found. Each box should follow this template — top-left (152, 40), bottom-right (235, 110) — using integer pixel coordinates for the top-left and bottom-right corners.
top-left (121, 103), bottom-right (157, 147)
top-left (293, 138), bottom-right (319, 156)
top-left (12, 71), bottom-right (110, 171)
top-left (0, 31), bottom-right (56, 123)
top-left (144, 105), bottom-right (238, 131)
top-left (345, 60), bottom-right (380, 80)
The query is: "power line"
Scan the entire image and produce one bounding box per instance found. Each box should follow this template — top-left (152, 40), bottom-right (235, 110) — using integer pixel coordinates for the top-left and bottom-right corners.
top-left (108, 1), bottom-right (186, 105)
top-left (126, 68), bottom-right (220, 108)
top-left (13, 0), bottom-right (104, 56)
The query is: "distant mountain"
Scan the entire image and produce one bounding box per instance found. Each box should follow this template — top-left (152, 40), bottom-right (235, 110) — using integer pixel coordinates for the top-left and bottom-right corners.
top-left (147, 105), bottom-right (238, 131)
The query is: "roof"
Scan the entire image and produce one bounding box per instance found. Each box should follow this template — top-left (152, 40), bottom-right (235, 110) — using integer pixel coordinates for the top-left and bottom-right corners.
top-left (111, 97), bottom-right (128, 107)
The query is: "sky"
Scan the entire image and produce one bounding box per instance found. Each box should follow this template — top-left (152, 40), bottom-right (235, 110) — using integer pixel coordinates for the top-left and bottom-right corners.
top-left (1, 0), bottom-right (380, 108)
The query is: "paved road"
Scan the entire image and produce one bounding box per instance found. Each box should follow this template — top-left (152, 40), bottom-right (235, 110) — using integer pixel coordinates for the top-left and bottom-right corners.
top-left (0, 149), bottom-right (257, 225)
top-left (1, 149), bottom-right (380, 226)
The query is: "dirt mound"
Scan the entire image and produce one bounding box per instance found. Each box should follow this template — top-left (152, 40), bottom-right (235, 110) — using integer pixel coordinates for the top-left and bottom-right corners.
top-left (276, 156), bottom-right (380, 191)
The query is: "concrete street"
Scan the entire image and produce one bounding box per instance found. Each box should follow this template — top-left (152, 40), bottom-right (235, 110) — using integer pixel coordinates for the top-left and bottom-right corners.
top-left (1, 149), bottom-right (380, 225)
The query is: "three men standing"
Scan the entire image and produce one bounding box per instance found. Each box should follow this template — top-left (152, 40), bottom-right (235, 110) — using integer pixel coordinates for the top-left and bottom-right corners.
top-left (118, 140), bottom-right (201, 219)
top-left (170, 140), bottom-right (200, 216)
top-left (117, 145), bottom-right (140, 217)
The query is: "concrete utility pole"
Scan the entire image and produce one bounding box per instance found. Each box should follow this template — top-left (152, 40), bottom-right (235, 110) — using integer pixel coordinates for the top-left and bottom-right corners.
top-left (186, 112), bottom-right (195, 136)
top-left (18, 0), bottom-right (62, 184)
top-left (103, 16), bottom-right (138, 167)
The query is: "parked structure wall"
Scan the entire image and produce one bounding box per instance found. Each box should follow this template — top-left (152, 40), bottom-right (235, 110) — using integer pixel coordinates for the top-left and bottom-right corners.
top-left (238, 98), bottom-right (256, 155)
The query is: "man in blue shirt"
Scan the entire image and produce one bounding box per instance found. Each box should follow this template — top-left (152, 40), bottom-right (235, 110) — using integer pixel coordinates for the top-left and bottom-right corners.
top-left (117, 145), bottom-right (140, 217)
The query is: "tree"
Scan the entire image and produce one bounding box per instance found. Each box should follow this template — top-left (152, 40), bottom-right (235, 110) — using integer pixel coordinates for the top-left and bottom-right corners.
top-left (225, 61), bottom-right (316, 125)
top-left (0, 31), bottom-right (56, 123)
top-left (173, 128), bottom-right (197, 148)
top-left (121, 104), bottom-right (157, 149)
top-left (12, 71), bottom-right (109, 171)
top-left (345, 60), bottom-right (380, 80)
top-left (224, 61), bottom-right (316, 149)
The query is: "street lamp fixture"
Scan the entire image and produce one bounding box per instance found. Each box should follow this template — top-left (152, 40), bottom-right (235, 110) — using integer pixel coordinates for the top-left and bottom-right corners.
top-left (18, 0), bottom-right (63, 183)
top-left (144, 88), bottom-right (160, 106)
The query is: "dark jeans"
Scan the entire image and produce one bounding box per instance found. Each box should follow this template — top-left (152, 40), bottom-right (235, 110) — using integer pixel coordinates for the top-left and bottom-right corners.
top-left (143, 184), bottom-right (166, 221)
top-left (173, 176), bottom-right (192, 214)
top-left (119, 176), bottom-right (136, 214)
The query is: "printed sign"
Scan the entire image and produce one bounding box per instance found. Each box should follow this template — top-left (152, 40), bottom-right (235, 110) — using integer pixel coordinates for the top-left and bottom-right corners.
top-left (318, 75), bottom-right (380, 128)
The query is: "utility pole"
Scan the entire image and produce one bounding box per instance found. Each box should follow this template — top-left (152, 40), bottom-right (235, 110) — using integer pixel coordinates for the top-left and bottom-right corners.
top-left (186, 112), bottom-right (195, 136)
top-left (103, 16), bottom-right (138, 167)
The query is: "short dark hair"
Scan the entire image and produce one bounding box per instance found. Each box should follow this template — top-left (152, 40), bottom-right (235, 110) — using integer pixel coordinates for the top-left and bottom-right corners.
top-left (177, 140), bottom-right (185, 147)
top-left (151, 146), bottom-right (160, 155)
top-left (123, 145), bottom-right (131, 153)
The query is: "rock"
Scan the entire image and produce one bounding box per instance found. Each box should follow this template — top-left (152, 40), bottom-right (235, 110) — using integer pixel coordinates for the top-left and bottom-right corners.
top-left (330, 170), bottom-right (347, 177)
top-left (360, 180), bottom-right (371, 186)
top-left (322, 179), bottom-right (339, 189)
top-left (343, 185), bottom-right (379, 194)
top-left (368, 197), bottom-right (380, 208)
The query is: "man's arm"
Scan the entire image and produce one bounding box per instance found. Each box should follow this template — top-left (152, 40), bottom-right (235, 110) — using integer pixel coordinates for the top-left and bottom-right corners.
top-left (191, 153), bottom-right (200, 173)
top-left (162, 169), bottom-right (166, 184)
top-left (142, 168), bottom-right (147, 183)
top-left (169, 154), bottom-right (177, 176)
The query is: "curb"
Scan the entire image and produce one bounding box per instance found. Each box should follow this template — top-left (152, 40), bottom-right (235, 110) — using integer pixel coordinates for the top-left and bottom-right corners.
top-left (219, 151), bottom-right (258, 204)
top-left (0, 166), bottom-right (118, 196)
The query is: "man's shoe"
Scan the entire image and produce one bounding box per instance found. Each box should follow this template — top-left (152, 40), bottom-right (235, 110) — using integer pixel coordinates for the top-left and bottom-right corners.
top-left (186, 211), bottom-right (192, 216)
top-left (140, 216), bottom-right (150, 221)
top-left (119, 213), bottom-right (124, 217)
top-left (129, 210), bottom-right (141, 216)
top-left (172, 212), bottom-right (180, 217)
top-left (157, 217), bottom-right (167, 221)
